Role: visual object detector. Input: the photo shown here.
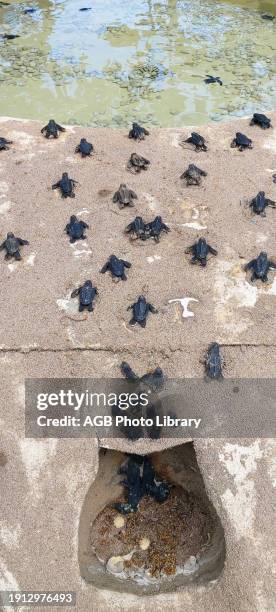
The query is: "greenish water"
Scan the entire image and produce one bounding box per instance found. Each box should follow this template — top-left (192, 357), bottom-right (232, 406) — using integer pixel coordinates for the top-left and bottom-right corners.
top-left (0, 0), bottom-right (275, 126)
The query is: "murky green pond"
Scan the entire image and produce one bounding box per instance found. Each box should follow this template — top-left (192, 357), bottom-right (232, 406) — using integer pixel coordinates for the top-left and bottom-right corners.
top-left (0, 0), bottom-right (275, 126)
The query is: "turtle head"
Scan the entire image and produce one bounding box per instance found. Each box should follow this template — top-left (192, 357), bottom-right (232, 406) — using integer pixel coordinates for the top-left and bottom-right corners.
top-left (211, 342), bottom-right (219, 351)
top-left (70, 215), bottom-right (77, 223)
top-left (154, 367), bottom-right (163, 377)
top-left (7, 232), bottom-right (14, 238)
top-left (84, 280), bottom-right (92, 287)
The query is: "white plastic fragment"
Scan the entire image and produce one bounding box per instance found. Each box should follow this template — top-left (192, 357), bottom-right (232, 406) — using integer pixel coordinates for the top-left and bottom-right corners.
top-left (169, 297), bottom-right (199, 318)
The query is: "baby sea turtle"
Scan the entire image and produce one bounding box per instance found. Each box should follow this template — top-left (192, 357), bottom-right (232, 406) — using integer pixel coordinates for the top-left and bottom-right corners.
top-left (41, 119), bottom-right (65, 139)
top-left (205, 343), bottom-right (223, 379)
top-left (113, 456), bottom-right (143, 514)
top-left (2, 34), bottom-right (19, 39)
top-left (113, 184), bottom-right (137, 209)
top-left (52, 172), bottom-right (77, 198)
top-left (75, 138), bottom-right (93, 157)
top-left (145, 215), bottom-right (170, 242)
top-left (129, 122), bottom-right (149, 141)
top-left (142, 456), bottom-right (170, 502)
top-left (71, 280), bottom-right (97, 312)
top-left (186, 237), bottom-right (217, 266)
top-left (127, 152), bottom-right (150, 173)
top-left (204, 75), bottom-right (223, 85)
top-left (120, 362), bottom-right (164, 391)
top-left (128, 295), bottom-right (158, 327)
top-left (249, 191), bottom-right (276, 216)
top-left (113, 455), bottom-right (170, 514)
top-left (261, 14), bottom-right (274, 20)
top-left (120, 361), bottom-right (139, 380)
top-left (181, 163), bottom-right (207, 186)
top-left (244, 251), bottom-right (276, 283)
top-left (0, 137), bottom-right (12, 150)
top-left (273, 174), bottom-right (276, 184)
top-left (184, 132), bottom-right (207, 151)
top-left (250, 113), bottom-right (271, 129)
top-left (140, 367), bottom-right (164, 392)
top-left (231, 132), bottom-right (252, 151)
top-left (125, 216), bottom-right (147, 240)
top-left (101, 254), bottom-right (131, 280)
top-left (65, 215), bottom-right (89, 243)
top-left (0, 232), bottom-right (29, 260)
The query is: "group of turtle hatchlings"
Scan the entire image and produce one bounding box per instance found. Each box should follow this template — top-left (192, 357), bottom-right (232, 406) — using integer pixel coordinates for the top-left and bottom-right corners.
top-left (0, 113), bottom-right (275, 379)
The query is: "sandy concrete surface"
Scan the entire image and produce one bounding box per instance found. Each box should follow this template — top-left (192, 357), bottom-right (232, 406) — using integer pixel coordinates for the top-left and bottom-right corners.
top-left (0, 115), bottom-right (276, 351)
top-left (0, 115), bottom-right (275, 611)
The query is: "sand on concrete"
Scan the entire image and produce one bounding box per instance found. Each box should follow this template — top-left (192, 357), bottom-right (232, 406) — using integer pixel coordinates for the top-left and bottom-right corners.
top-left (0, 115), bottom-right (275, 352)
top-left (0, 114), bottom-right (275, 611)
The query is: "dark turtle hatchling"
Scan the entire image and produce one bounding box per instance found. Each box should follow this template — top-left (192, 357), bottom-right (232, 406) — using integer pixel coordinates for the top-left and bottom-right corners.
top-left (205, 342), bottom-right (223, 379)
top-left (113, 456), bottom-right (143, 514)
top-left (129, 122), bottom-right (149, 141)
top-left (128, 295), bottom-right (158, 327)
top-left (273, 174), bottom-right (276, 184)
top-left (184, 132), bottom-right (207, 151)
top-left (120, 361), bottom-right (139, 380)
top-left (204, 75), bottom-right (223, 85)
top-left (0, 137), bottom-right (12, 150)
top-left (181, 163), bottom-right (207, 186)
top-left (127, 152), bottom-right (150, 173)
top-left (140, 367), bottom-right (164, 392)
top-left (125, 216), bottom-right (147, 240)
top-left (231, 132), bottom-right (252, 151)
top-left (2, 34), bottom-right (20, 39)
top-left (0, 232), bottom-right (29, 260)
top-left (121, 362), bottom-right (164, 391)
top-left (71, 280), bottom-right (97, 312)
top-left (75, 138), bottom-right (93, 157)
top-left (101, 254), bottom-right (131, 280)
top-left (261, 13), bottom-right (274, 20)
top-left (186, 237), bottom-right (217, 266)
top-left (113, 183), bottom-right (137, 209)
top-left (249, 191), bottom-right (276, 216)
top-left (250, 113), bottom-right (271, 129)
top-left (145, 215), bottom-right (170, 242)
top-left (65, 215), bottom-right (89, 242)
top-left (52, 172), bottom-right (77, 198)
top-left (244, 251), bottom-right (276, 283)
top-left (41, 119), bottom-right (65, 139)
top-left (142, 456), bottom-right (170, 502)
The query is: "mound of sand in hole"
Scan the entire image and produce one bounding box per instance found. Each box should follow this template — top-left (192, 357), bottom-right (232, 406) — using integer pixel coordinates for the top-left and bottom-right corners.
top-left (90, 485), bottom-right (214, 580)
